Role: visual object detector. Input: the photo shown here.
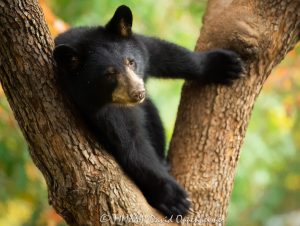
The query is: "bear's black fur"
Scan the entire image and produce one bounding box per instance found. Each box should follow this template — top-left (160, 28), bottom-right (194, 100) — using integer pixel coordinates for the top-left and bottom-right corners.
top-left (53, 5), bottom-right (243, 217)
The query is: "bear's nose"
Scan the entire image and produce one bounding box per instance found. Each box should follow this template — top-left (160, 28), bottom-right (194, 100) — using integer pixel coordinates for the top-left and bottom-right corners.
top-left (131, 90), bottom-right (146, 102)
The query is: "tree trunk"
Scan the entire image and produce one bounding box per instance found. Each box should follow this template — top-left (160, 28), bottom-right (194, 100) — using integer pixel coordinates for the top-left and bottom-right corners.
top-left (169, 0), bottom-right (300, 224)
top-left (0, 1), bottom-right (299, 226)
top-left (0, 1), bottom-right (164, 225)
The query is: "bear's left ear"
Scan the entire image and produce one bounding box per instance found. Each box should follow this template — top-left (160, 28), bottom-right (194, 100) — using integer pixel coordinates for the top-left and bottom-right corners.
top-left (105, 5), bottom-right (133, 37)
top-left (53, 44), bottom-right (80, 71)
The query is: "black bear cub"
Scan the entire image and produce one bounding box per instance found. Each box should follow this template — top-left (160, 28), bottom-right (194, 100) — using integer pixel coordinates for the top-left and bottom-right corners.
top-left (53, 5), bottom-right (243, 217)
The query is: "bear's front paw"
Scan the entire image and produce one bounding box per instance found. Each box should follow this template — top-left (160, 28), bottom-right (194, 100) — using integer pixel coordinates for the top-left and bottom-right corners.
top-left (149, 178), bottom-right (191, 218)
top-left (201, 49), bottom-right (244, 85)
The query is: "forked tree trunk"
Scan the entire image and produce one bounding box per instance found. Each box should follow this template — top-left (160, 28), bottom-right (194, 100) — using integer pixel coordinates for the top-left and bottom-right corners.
top-left (0, 0), bottom-right (299, 226)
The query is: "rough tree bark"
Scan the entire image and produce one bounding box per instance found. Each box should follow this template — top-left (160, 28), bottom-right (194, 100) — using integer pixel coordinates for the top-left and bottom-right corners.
top-left (170, 0), bottom-right (300, 224)
top-left (0, 0), bottom-right (299, 226)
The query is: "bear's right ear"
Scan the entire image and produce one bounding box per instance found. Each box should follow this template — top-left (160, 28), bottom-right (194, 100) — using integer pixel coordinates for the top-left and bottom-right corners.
top-left (53, 44), bottom-right (79, 70)
top-left (105, 5), bottom-right (133, 37)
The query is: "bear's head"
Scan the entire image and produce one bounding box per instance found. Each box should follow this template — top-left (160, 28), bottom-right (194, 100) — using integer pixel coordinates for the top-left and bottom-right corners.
top-left (53, 5), bottom-right (146, 113)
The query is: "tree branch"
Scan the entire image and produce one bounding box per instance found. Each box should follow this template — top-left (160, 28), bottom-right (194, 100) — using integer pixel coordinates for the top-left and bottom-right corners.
top-left (169, 0), bottom-right (300, 224)
top-left (0, 1), bottom-right (169, 225)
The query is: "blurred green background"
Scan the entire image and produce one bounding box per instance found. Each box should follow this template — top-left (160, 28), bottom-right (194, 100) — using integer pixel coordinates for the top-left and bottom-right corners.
top-left (1, 0), bottom-right (300, 225)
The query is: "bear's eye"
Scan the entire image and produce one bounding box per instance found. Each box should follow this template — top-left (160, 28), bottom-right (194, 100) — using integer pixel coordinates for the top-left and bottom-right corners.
top-left (106, 67), bottom-right (117, 74)
top-left (126, 58), bottom-right (136, 70)
top-left (105, 67), bottom-right (117, 82)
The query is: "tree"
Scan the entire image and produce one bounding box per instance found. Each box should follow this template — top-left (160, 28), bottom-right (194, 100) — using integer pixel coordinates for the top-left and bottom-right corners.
top-left (0, 0), bottom-right (299, 225)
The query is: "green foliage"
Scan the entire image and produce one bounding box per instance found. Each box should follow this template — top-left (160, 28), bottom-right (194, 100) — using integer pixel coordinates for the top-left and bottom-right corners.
top-left (1, 1), bottom-right (300, 226)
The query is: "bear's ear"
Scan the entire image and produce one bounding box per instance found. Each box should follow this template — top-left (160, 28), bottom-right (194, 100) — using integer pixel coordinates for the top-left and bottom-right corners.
top-left (105, 5), bottom-right (133, 37)
top-left (53, 44), bottom-right (79, 71)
